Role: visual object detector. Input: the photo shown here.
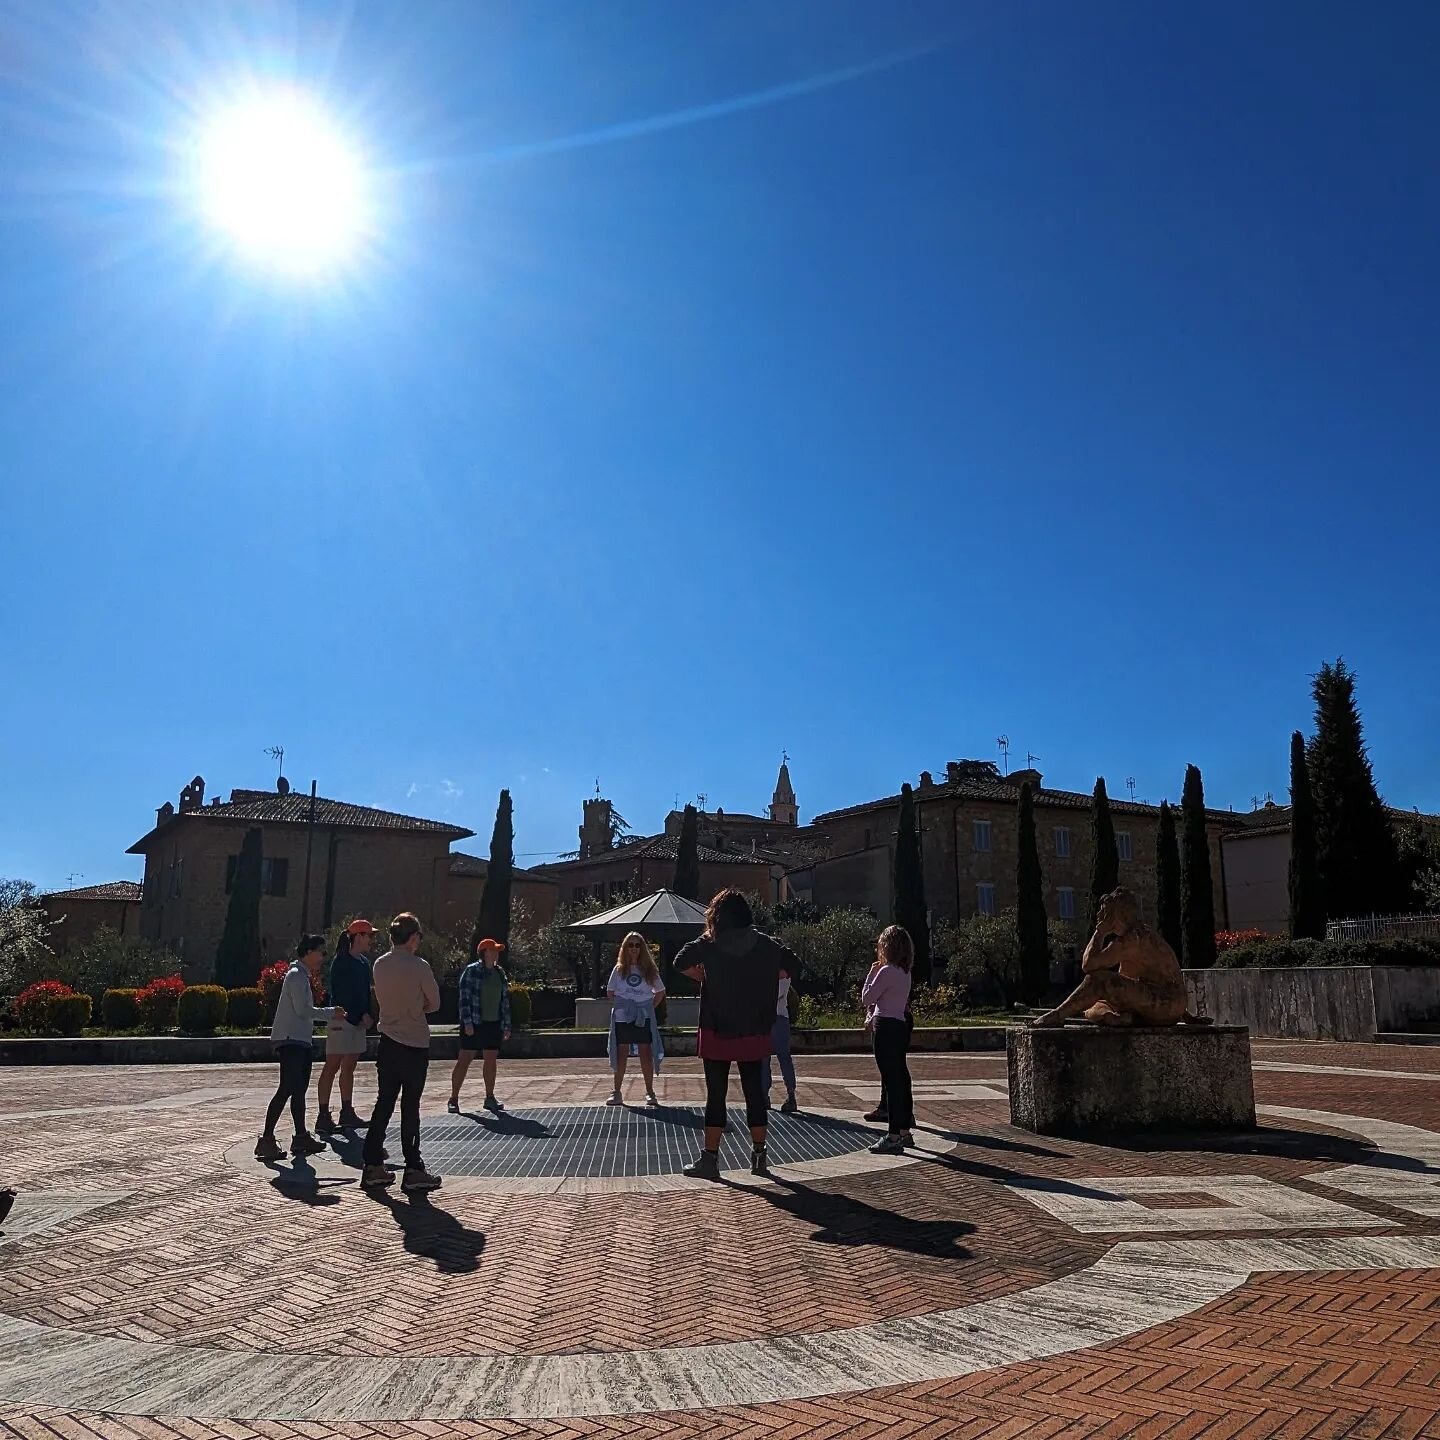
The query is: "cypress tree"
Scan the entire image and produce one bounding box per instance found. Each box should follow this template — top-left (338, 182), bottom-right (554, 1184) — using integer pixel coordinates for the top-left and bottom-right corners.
top-left (1288, 729), bottom-right (1325, 939)
top-left (1088, 777), bottom-right (1119, 929)
top-left (216, 826), bottom-right (263, 988)
top-left (1016, 782), bottom-right (1049, 1005)
top-left (893, 783), bottom-right (932, 983)
top-left (1309, 659), bottom-right (1400, 918)
top-left (1155, 800), bottom-right (1183, 956)
top-left (1181, 764), bottom-right (1217, 968)
top-left (472, 789), bottom-right (514, 951)
top-left (672, 803), bottom-right (701, 901)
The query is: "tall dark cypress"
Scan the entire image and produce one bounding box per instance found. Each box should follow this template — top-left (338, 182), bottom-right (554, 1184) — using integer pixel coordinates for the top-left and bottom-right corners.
top-left (216, 826), bottom-right (263, 987)
top-left (472, 789), bottom-right (514, 951)
top-left (672, 803), bottom-right (701, 901)
top-left (1181, 764), bottom-right (1217, 969)
top-left (1309, 659), bottom-right (1400, 919)
top-left (1155, 800), bottom-right (1183, 956)
top-left (893, 783), bottom-right (932, 983)
top-left (1288, 729), bottom-right (1325, 939)
top-left (1088, 777), bottom-right (1119, 929)
top-left (1016, 782), bottom-right (1049, 1005)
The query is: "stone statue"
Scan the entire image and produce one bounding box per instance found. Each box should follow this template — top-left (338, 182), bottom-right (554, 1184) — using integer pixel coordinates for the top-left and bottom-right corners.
top-left (1032, 887), bottom-right (1211, 1028)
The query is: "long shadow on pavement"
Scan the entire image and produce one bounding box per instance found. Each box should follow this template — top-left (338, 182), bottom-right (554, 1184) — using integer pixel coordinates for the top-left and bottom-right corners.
top-left (363, 1188), bottom-right (487, 1274)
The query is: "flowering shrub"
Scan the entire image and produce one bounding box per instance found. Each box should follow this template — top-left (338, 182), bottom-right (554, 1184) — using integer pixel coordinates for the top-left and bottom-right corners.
top-left (507, 983), bottom-right (532, 1029)
top-left (258, 961), bottom-right (290, 1021)
top-left (15, 981), bottom-right (78, 1032)
top-left (1215, 930), bottom-right (1272, 953)
top-left (226, 987), bottom-right (264, 1028)
top-left (136, 974), bottom-right (184, 1031)
top-left (177, 984), bottom-right (228, 1034)
top-left (101, 988), bottom-right (141, 1029)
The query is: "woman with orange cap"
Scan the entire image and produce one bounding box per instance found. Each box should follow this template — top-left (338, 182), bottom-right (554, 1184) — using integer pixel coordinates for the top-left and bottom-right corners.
top-left (316, 918), bottom-right (377, 1135)
top-left (449, 937), bottom-right (511, 1113)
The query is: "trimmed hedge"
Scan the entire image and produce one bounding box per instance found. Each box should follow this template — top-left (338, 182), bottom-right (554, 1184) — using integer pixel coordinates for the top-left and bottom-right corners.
top-left (177, 984), bottom-right (228, 1034)
top-left (507, 983), bottom-right (532, 1029)
top-left (52, 992), bottom-right (92, 1035)
top-left (136, 975), bottom-right (184, 1031)
top-left (226, 987), bottom-right (264, 1029)
top-left (102, 988), bottom-right (142, 1030)
top-left (1217, 936), bottom-right (1440, 970)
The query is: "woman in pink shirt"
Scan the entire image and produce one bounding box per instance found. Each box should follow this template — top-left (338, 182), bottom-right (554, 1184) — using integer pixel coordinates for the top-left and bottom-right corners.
top-left (860, 925), bottom-right (914, 1154)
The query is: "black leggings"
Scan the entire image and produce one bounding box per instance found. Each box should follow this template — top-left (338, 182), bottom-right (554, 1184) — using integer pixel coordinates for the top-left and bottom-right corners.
top-left (703, 1058), bottom-right (767, 1130)
top-left (264, 1045), bottom-right (313, 1137)
top-left (873, 1018), bottom-right (914, 1134)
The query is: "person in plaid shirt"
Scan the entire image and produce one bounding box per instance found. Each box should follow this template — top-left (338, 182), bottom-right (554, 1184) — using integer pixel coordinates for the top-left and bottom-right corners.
top-left (449, 938), bottom-right (511, 1114)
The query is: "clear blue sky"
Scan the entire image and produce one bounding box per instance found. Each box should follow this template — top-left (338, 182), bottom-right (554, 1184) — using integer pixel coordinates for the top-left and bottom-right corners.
top-left (3, 0), bottom-right (1438, 890)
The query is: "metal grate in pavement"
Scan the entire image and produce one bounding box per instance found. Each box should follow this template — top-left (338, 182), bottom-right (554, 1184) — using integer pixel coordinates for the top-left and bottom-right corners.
top-left (384, 1106), bottom-right (876, 1178)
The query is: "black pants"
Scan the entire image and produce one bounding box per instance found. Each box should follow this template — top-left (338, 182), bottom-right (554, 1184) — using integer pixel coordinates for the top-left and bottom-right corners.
top-left (363, 1036), bottom-right (429, 1169)
top-left (703, 1058), bottom-right (768, 1131)
top-left (873, 1018), bottom-right (914, 1134)
top-left (873, 1008), bottom-right (915, 1115)
top-left (264, 1045), bottom-right (313, 1137)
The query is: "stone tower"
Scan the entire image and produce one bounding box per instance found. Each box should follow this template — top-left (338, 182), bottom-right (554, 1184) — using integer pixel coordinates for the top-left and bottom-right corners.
top-left (769, 757), bottom-right (798, 827)
top-left (579, 797), bottom-right (615, 859)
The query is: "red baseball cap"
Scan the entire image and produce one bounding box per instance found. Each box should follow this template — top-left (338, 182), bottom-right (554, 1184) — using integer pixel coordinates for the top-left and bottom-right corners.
top-left (475, 937), bottom-right (506, 953)
top-left (345, 919), bottom-right (378, 937)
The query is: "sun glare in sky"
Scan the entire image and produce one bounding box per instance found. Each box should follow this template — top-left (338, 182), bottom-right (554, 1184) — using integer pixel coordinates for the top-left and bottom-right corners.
top-left (193, 89), bottom-right (370, 277)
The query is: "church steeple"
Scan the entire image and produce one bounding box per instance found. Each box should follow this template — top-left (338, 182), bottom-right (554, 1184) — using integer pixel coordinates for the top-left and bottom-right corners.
top-left (769, 754), bottom-right (798, 827)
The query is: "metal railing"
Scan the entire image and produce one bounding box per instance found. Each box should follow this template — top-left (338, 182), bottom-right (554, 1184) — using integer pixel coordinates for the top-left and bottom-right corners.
top-left (1325, 913), bottom-right (1440, 942)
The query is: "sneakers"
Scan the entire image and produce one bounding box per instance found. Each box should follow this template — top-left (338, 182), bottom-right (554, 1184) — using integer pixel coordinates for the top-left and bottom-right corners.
top-left (750, 1146), bottom-right (770, 1177)
top-left (446, 1098), bottom-right (460, 1114)
top-left (290, 1132), bottom-right (326, 1157)
top-left (870, 1133), bottom-right (910, 1155)
top-left (779, 1095), bottom-right (799, 1115)
top-left (402, 1167), bottom-right (443, 1193)
top-left (361, 1164), bottom-right (395, 1189)
top-left (483, 1095), bottom-right (505, 1113)
top-left (682, 1150), bottom-right (722, 1181)
top-left (644, 1092), bottom-right (660, 1109)
top-left (338, 1107), bottom-right (366, 1129)
top-left (315, 1108), bottom-right (338, 1136)
top-left (605, 1090), bottom-right (623, 1107)
top-left (254, 1135), bottom-right (285, 1162)
top-left (863, 1108), bottom-right (889, 1124)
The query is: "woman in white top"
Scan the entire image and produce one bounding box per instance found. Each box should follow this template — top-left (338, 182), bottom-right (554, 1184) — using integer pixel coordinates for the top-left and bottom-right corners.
top-left (606, 932), bottom-right (666, 1107)
top-left (762, 969), bottom-right (798, 1114)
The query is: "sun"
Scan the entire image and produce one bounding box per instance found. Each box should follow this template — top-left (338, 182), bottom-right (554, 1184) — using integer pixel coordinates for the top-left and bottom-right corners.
top-left (194, 90), bottom-right (370, 276)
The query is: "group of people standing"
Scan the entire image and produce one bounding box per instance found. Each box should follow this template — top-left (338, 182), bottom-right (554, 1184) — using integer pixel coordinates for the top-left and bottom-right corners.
top-left (254, 889), bottom-right (917, 1188)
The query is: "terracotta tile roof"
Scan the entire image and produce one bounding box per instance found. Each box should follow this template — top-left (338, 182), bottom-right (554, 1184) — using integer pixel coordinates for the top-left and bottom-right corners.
top-left (42, 880), bottom-right (143, 903)
top-left (814, 779), bottom-right (1243, 827)
top-left (128, 790), bottom-right (472, 852)
top-left (535, 834), bottom-right (770, 872)
top-left (1225, 802), bottom-right (1440, 841)
top-left (448, 852), bottom-right (558, 883)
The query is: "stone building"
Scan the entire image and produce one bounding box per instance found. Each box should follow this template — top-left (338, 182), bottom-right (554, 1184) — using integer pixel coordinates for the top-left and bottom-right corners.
top-left (805, 764), bottom-right (1242, 930)
top-left (126, 774), bottom-right (556, 981)
top-left (661, 759), bottom-right (807, 855)
top-left (39, 881), bottom-right (143, 955)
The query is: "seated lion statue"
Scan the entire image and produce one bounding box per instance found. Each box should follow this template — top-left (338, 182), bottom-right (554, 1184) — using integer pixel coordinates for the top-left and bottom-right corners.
top-left (1032, 887), bottom-right (1211, 1028)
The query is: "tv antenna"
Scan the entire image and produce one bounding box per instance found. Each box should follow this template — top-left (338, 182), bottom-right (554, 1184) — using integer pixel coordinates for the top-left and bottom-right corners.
top-left (1126, 776), bottom-right (1137, 803)
top-left (264, 745), bottom-right (285, 782)
top-left (697, 792), bottom-right (708, 810)
top-left (996, 736), bottom-right (1010, 775)
top-left (1027, 752), bottom-right (1042, 770)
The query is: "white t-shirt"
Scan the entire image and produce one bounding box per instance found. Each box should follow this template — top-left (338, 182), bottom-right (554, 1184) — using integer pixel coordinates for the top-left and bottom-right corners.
top-left (608, 967), bottom-right (664, 1024)
top-left (776, 974), bottom-right (791, 1018)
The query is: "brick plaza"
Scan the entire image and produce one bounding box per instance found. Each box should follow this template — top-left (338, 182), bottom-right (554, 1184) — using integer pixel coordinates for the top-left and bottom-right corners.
top-left (2, 1043), bottom-right (1439, 1438)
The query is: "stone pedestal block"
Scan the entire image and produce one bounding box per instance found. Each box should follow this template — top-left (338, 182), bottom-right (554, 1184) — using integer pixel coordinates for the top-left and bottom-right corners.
top-left (1007, 1024), bottom-right (1256, 1136)
top-left (574, 997), bottom-right (700, 1030)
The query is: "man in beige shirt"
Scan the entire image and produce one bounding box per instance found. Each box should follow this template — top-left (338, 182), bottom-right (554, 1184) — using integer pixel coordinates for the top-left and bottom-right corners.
top-left (362, 913), bottom-right (442, 1192)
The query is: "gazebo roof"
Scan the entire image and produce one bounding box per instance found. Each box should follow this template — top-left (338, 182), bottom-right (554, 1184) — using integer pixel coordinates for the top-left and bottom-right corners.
top-left (565, 889), bottom-right (708, 936)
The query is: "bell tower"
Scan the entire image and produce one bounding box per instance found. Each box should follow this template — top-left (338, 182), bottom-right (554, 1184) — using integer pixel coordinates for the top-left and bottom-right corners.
top-left (769, 754), bottom-right (798, 827)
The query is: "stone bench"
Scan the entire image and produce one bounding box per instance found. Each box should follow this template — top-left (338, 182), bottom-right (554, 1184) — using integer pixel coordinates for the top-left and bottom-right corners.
top-left (1007, 1024), bottom-right (1256, 1136)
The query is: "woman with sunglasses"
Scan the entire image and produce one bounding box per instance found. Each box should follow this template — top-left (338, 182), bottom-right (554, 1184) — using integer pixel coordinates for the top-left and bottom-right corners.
top-left (605, 931), bottom-right (665, 1108)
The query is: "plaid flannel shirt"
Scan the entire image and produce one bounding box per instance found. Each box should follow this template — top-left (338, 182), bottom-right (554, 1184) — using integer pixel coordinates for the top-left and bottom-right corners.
top-left (458, 961), bottom-right (510, 1032)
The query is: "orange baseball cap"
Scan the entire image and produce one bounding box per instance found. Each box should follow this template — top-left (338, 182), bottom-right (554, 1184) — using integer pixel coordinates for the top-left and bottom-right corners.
top-left (345, 919), bottom-right (378, 937)
top-left (475, 937), bottom-right (506, 953)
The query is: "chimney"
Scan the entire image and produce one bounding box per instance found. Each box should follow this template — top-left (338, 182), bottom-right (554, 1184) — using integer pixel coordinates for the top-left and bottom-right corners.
top-left (1007, 767), bottom-right (1044, 791)
top-left (919, 770), bottom-right (935, 790)
top-left (156, 800), bottom-right (175, 826)
top-left (277, 776), bottom-right (291, 795)
top-left (945, 761), bottom-right (963, 784)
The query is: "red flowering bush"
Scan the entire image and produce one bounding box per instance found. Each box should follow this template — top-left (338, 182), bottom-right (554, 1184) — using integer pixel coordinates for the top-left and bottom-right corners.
top-left (15, 981), bottom-right (78, 1032)
top-left (258, 961), bottom-right (289, 1022)
top-left (1215, 929), bottom-right (1272, 954)
top-left (136, 974), bottom-right (185, 1031)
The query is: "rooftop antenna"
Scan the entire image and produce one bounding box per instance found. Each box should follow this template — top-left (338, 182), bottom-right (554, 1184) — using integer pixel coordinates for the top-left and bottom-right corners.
top-left (697, 792), bottom-right (708, 810)
top-left (1126, 776), bottom-right (1137, 803)
top-left (1251, 795), bottom-right (1261, 811)
top-left (1027, 752), bottom-right (1042, 771)
top-left (996, 735), bottom-right (1010, 776)
top-left (264, 745), bottom-right (285, 782)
